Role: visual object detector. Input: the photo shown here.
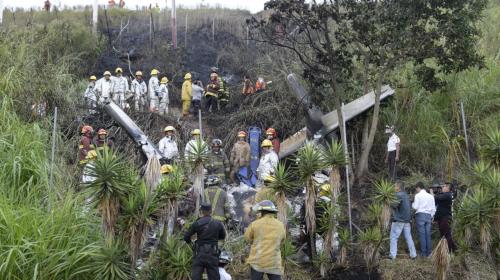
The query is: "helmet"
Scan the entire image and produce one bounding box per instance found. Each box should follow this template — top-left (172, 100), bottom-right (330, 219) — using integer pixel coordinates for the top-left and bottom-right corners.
top-left (97, 128), bottom-right (107, 135)
top-left (164, 126), bottom-right (175, 132)
top-left (135, 71), bottom-right (143, 76)
top-left (319, 183), bottom-right (332, 197)
top-left (191, 129), bottom-right (201, 136)
top-left (237, 131), bottom-right (247, 138)
top-left (264, 175), bottom-right (276, 184)
top-left (151, 69), bottom-right (159, 75)
top-left (210, 72), bottom-right (218, 79)
top-left (219, 250), bottom-right (232, 264)
top-left (205, 175), bottom-right (221, 187)
top-left (211, 139), bottom-right (222, 146)
top-left (89, 75), bottom-right (97, 81)
top-left (385, 125), bottom-right (395, 134)
top-left (254, 200), bottom-right (278, 212)
top-left (160, 77), bottom-right (169, 84)
top-left (161, 164), bottom-right (174, 174)
top-left (115, 67), bottom-right (123, 73)
top-left (261, 139), bottom-right (273, 148)
top-left (103, 71), bottom-right (111, 76)
top-left (266, 128), bottom-right (277, 136)
top-left (81, 125), bottom-right (94, 134)
top-left (184, 73), bottom-right (192, 80)
top-left (86, 150), bottom-right (98, 160)
top-left (210, 66), bottom-right (219, 73)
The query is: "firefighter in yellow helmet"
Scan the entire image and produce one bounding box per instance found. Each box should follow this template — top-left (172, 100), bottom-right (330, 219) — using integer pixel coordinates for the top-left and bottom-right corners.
top-left (244, 200), bottom-right (286, 280)
top-left (184, 129), bottom-right (208, 160)
top-left (158, 77), bottom-right (169, 115)
top-left (256, 139), bottom-right (279, 182)
top-left (205, 72), bottom-right (220, 113)
top-left (149, 69), bottom-right (160, 112)
top-left (84, 75), bottom-right (98, 114)
top-left (131, 71), bottom-right (147, 111)
top-left (158, 126), bottom-right (179, 163)
top-left (112, 67), bottom-right (129, 109)
top-left (181, 73), bottom-right (193, 117)
top-left (95, 71), bottom-right (113, 104)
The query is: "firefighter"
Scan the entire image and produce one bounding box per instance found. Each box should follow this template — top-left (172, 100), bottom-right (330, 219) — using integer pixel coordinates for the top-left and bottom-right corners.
top-left (131, 71), bottom-right (147, 111)
top-left (265, 128), bottom-right (280, 155)
top-left (95, 71), bottom-right (113, 104)
top-left (158, 126), bottom-right (179, 163)
top-left (207, 139), bottom-right (230, 183)
top-left (205, 72), bottom-right (219, 113)
top-left (185, 129), bottom-right (208, 160)
top-left (184, 203), bottom-right (226, 280)
top-left (242, 75), bottom-right (254, 96)
top-left (229, 131), bottom-right (251, 183)
top-left (211, 67), bottom-right (229, 109)
top-left (182, 73), bottom-right (193, 117)
top-left (78, 125), bottom-right (95, 166)
top-left (84, 75), bottom-right (97, 114)
top-left (158, 77), bottom-right (169, 115)
top-left (95, 129), bottom-right (113, 151)
top-left (255, 77), bottom-right (267, 93)
top-left (256, 139), bottom-right (279, 182)
top-left (244, 200), bottom-right (286, 280)
top-left (203, 175), bottom-right (231, 222)
top-left (112, 67), bottom-right (129, 109)
top-left (148, 69), bottom-right (160, 112)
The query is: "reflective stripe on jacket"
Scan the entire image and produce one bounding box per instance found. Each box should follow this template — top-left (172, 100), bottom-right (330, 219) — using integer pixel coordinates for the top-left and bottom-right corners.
top-left (204, 186), bottom-right (230, 221)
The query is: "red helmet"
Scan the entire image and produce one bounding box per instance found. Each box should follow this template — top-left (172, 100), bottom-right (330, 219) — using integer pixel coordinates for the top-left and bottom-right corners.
top-left (237, 131), bottom-right (247, 137)
top-left (81, 125), bottom-right (93, 134)
top-left (266, 128), bottom-right (277, 137)
top-left (98, 129), bottom-right (107, 136)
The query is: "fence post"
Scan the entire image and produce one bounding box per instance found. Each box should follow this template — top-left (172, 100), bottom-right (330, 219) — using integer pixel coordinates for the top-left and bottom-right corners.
top-left (184, 13), bottom-right (188, 47)
top-left (48, 107), bottom-right (58, 212)
top-left (171, 0), bottom-right (177, 49)
top-left (92, 0), bottom-right (98, 33)
top-left (460, 100), bottom-right (471, 162)
top-left (212, 18), bottom-right (215, 41)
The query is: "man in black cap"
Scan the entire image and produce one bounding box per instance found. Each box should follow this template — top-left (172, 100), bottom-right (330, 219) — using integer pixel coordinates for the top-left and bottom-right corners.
top-left (184, 202), bottom-right (226, 280)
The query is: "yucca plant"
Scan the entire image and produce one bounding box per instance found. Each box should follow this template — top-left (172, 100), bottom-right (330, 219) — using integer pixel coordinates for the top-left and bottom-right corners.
top-left (185, 138), bottom-right (210, 216)
top-left (321, 140), bottom-right (347, 202)
top-left (268, 163), bottom-right (297, 225)
top-left (84, 148), bottom-right (133, 237)
top-left (431, 238), bottom-right (450, 280)
top-left (318, 199), bottom-right (341, 264)
top-left (373, 179), bottom-right (398, 231)
top-left (296, 142), bottom-right (326, 257)
top-left (480, 127), bottom-right (500, 167)
top-left (367, 203), bottom-right (384, 227)
top-left (337, 228), bottom-right (351, 268)
top-left (84, 238), bottom-right (132, 280)
top-left (148, 236), bottom-right (192, 280)
top-left (143, 156), bottom-right (162, 191)
top-left (358, 226), bottom-right (383, 273)
top-left (119, 180), bottom-right (158, 271)
top-left (155, 166), bottom-right (187, 241)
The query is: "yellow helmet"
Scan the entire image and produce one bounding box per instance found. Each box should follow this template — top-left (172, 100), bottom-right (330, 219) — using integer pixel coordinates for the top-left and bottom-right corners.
top-left (184, 73), bottom-right (192, 80)
top-left (191, 129), bottom-right (201, 136)
top-left (319, 183), bottom-right (332, 197)
top-left (164, 126), bottom-right (175, 132)
top-left (86, 150), bottom-right (98, 160)
top-left (264, 175), bottom-right (276, 183)
top-left (261, 139), bottom-right (273, 148)
top-left (135, 71), bottom-right (143, 76)
top-left (115, 67), bottom-right (123, 73)
top-left (89, 75), bottom-right (97, 81)
top-left (103, 71), bottom-right (111, 76)
top-left (161, 164), bottom-right (174, 174)
top-left (160, 77), bottom-right (169, 84)
top-left (151, 69), bottom-right (159, 75)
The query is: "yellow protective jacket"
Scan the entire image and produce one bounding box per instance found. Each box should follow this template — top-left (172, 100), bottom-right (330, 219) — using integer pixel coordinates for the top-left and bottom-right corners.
top-left (181, 80), bottom-right (192, 101)
top-left (244, 214), bottom-right (286, 276)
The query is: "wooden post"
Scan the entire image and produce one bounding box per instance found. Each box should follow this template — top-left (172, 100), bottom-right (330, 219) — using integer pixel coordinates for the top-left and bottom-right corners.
top-left (460, 101), bottom-right (471, 162)
top-left (184, 13), bottom-right (188, 47)
top-left (246, 25), bottom-right (249, 46)
top-left (171, 0), bottom-right (177, 49)
top-left (149, 9), bottom-right (153, 49)
top-left (212, 18), bottom-right (215, 41)
top-left (92, 0), bottom-right (98, 33)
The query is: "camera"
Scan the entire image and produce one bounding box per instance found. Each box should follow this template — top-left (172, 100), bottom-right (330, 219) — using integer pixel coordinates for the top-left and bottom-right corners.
top-left (430, 182), bottom-right (443, 194)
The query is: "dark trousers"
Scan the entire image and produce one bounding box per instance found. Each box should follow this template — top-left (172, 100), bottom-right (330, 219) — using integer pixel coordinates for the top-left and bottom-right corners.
top-left (205, 95), bottom-right (218, 112)
top-left (192, 100), bottom-right (201, 117)
top-left (251, 267), bottom-right (281, 280)
top-left (388, 151), bottom-right (397, 180)
top-left (192, 251), bottom-right (220, 280)
top-left (437, 217), bottom-right (457, 252)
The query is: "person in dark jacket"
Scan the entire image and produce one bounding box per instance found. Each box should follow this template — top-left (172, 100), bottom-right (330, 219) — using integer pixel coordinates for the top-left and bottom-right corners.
top-left (431, 183), bottom-right (457, 252)
top-left (389, 181), bottom-right (417, 259)
top-left (184, 203), bottom-right (226, 280)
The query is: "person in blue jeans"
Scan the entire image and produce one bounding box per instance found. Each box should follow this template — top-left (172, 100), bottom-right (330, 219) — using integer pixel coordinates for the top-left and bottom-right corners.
top-left (412, 182), bottom-right (436, 257)
top-left (389, 181), bottom-right (417, 260)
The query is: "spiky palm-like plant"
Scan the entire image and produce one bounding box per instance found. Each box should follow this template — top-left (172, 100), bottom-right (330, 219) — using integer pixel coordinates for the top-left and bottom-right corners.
top-left (337, 228), bottom-right (350, 268)
top-left (431, 238), bottom-right (450, 280)
top-left (155, 166), bottom-right (187, 241)
top-left (296, 142), bottom-right (326, 257)
top-left (268, 163), bottom-right (297, 225)
top-left (148, 236), bottom-right (192, 280)
top-left (185, 138), bottom-right (209, 217)
top-left (480, 127), bottom-right (500, 167)
top-left (373, 179), bottom-right (398, 231)
top-left (84, 148), bottom-right (132, 237)
top-left (321, 140), bottom-right (347, 202)
top-left (367, 203), bottom-right (384, 227)
top-left (120, 180), bottom-right (158, 270)
top-left (358, 226), bottom-right (383, 273)
top-left (84, 238), bottom-right (132, 280)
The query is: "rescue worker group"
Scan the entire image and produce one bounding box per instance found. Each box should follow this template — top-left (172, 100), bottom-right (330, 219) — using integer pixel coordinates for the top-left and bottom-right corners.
top-left (79, 67), bottom-right (279, 280)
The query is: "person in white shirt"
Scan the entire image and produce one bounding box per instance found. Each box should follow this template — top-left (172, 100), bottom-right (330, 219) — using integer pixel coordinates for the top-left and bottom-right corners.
top-left (95, 71), bottom-right (113, 104)
top-left (384, 125), bottom-right (400, 180)
top-left (148, 69), bottom-right (161, 112)
top-left (158, 77), bottom-right (169, 115)
top-left (112, 67), bottom-right (129, 109)
top-left (184, 129), bottom-right (208, 161)
top-left (191, 80), bottom-right (204, 117)
top-left (412, 182), bottom-right (436, 257)
top-left (158, 126), bottom-right (179, 163)
top-left (84, 75), bottom-right (97, 114)
top-left (256, 139), bottom-right (279, 184)
top-left (131, 71), bottom-right (147, 111)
